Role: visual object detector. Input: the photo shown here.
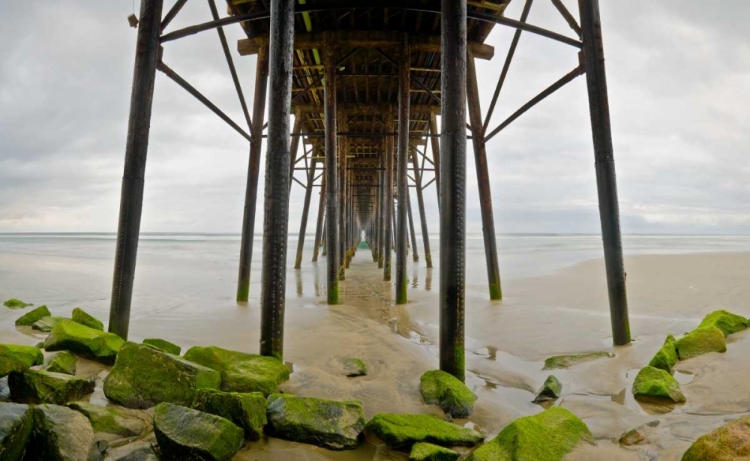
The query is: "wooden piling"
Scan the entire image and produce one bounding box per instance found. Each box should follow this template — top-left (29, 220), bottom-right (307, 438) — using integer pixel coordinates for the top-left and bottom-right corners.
top-left (395, 37), bottom-right (411, 305)
top-left (294, 159), bottom-right (317, 269)
top-left (429, 113), bottom-right (442, 208)
top-left (311, 174), bottom-right (326, 263)
top-left (407, 191), bottom-right (419, 263)
top-left (410, 146), bottom-right (433, 268)
top-left (338, 111), bottom-right (348, 280)
top-left (324, 42), bottom-right (339, 304)
top-left (383, 110), bottom-right (394, 281)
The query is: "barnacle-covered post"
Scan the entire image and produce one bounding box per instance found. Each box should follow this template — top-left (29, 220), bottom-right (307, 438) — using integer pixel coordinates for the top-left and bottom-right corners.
top-left (395, 36), bottom-right (411, 304)
top-left (324, 38), bottom-right (340, 304)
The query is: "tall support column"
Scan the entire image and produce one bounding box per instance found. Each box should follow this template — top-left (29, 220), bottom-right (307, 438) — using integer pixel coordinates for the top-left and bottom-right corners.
top-left (383, 111), bottom-right (394, 281)
top-left (440, 0), bottom-right (467, 381)
top-left (467, 57), bottom-right (503, 300)
top-left (237, 47), bottom-right (269, 302)
top-left (428, 113), bottom-right (442, 208)
top-left (411, 146), bottom-right (433, 268)
top-left (378, 150), bottom-right (386, 269)
top-left (294, 159), bottom-right (317, 269)
top-left (288, 112), bottom-right (302, 194)
top-left (259, 0), bottom-right (294, 360)
top-left (579, 0), bottom-right (631, 345)
top-left (407, 192), bottom-right (419, 262)
top-left (395, 38), bottom-right (410, 304)
top-left (324, 42), bottom-right (340, 304)
top-left (108, 0), bottom-right (164, 340)
top-left (312, 170), bottom-right (326, 263)
top-left (338, 112), bottom-right (348, 280)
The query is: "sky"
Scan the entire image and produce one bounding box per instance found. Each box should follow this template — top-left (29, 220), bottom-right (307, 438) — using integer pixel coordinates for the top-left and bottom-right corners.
top-left (0, 1), bottom-right (748, 235)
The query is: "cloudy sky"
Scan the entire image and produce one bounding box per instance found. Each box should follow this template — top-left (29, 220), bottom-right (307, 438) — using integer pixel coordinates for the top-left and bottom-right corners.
top-left (1, 1), bottom-right (748, 235)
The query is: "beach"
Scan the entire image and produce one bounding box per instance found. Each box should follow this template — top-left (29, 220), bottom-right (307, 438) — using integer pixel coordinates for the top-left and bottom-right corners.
top-left (1, 233), bottom-right (750, 460)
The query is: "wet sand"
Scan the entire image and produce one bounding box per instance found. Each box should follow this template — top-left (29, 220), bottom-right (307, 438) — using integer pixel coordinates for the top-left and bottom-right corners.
top-left (2, 246), bottom-right (750, 460)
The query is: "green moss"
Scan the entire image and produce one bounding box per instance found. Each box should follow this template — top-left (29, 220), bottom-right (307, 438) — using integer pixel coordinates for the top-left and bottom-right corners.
top-left (489, 284), bottom-right (502, 301)
top-left (143, 338), bottom-right (181, 355)
top-left (328, 285), bottom-right (339, 304)
top-left (45, 351), bottom-right (77, 375)
top-left (397, 279), bottom-right (408, 304)
top-left (192, 389), bottom-right (267, 441)
top-left (682, 414), bottom-right (750, 461)
top-left (675, 326), bottom-right (727, 361)
top-left (104, 342), bottom-right (221, 409)
top-left (465, 407), bottom-right (594, 461)
top-left (364, 413), bottom-right (483, 449)
top-left (543, 351), bottom-right (613, 370)
top-left (632, 366), bottom-right (685, 403)
top-left (342, 358), bottom-right (367, 377)
top-left (44, 319), bottom-right (124, 363)
top-left (420, 370), bottom-right (476, 418)
top-left (3, 299), bottom-right (31, 309)
top-left (236, 284), bottom-right (249, 303)
top-left (648, 335), bottom-right (678, 374)
top-left (67, 401), bottom-right (146, 437)
top-left (0, 402), bottom-right (33, 461)
top-left (15, 305), bottom-right (51, 327)
top-left (533, 375), bottom-right (562, 404)
top-left (410, 442), bottom-right (460, 461)
top-left (8, 369), bottom-right (95, 405)
top-left (697, 310), bottom-right (749, 337)
top-left (0, 344), bottom-right (43, 377)
top-left (71, 307), bottom-right (103, 331)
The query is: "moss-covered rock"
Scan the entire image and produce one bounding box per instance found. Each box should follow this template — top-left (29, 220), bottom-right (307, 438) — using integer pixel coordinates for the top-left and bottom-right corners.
top-left (192, 389), bottom-right (266, 441)
top-left (697, 310), bottom-right (749, 337)
top-left (342, 358), bottom-right (367, 377)
top-left (648, 335), bottom-right (678, 374)
top-left (0, 402), bottom-right (33, 461)
top-left (153, 402), bottom-right (243, 461)
top-left (543, 351), bottom-right (613, 370)
top-left (142, 338), bottom-right (181, 355)
top-left (675, 326), bottom-right (727, 361)
top-left (364, 413), bottom-right (483, 449)
top-left (533, 375), bottom-right (562, 404)
top-left (26, 404), bottom-right (101, 461)
top-left (14, 305), bottom-right (51, 327)
top-left (632, 366), bottom-right (686, 403)
top-left (68, 402), bottom-right (147, 437)
top-left (9, 369), bottom-right (95, 405)
top-left (45, 351), bottom-right (77, 375)
top-left (0, 344), bottom-right (43, 377)
top-left (183, 345), bottom-right (290, 396)
top-left (266, 394), bottom-right (364, 450)
top-left (104, 342), bottom-right (220, 409)
top-left (409, 442), bottom-right (460, 461)
top-left (420, 370), bottom-right (476, 418)
top-left (682, 414), bottom-right (750, 461)
top-left (32, 316), bottom-right (64, 332)
top-left (44, 319), bottom-right (124, 364)
top-left (3, 299), bottom-right (31, 309)
top-left (465, 407), bottom-right (594, 461)
top-left (618, 420), bottom-right (659, 446)
top-left (71, 308), bottom-right (104, 331)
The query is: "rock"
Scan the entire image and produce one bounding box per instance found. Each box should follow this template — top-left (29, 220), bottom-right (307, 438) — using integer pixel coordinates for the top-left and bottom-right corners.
top-left (409, 442), bottom-right (460, 461)
top-left (32, 316), bottom-right (64, 332)
top-left (104, 342), bottom-right (220, 409)
top-left (632, 366), bottom-right (686, 403)
top-left (682, 414), bottom-right (750, 461)
top-left (15, 305), bottom-right (51, 327)
top-left (465, 407), bottom-right (594, 461)
top-left (420, 370), bottom-right (476, 418)
top-left (266, 393), bottom-right (365, 450)
top-left (71, 308), bottom-right (104, 331)
top-left (618, 420), bottom-right (659, 446)
top-left (675, 326), bottom-right (727, 361)
top-left (183, 345), bottom-right (290, 395)
top-left (192, 389), bottom-right (266, 441)
top-left (533, 375), bottom-right (562, 404)
top-left (113, 446), bottom-right (159, 461)
top-left (0, 402), bottom-right (33, 461)
top-left (364, 413), bottom-right (483, 449)
top-left (648, 335), bottom-right (678, 374)
top-left (0, 344), bottom-right (43, 377)
top-left (543, 351), bottom-right (613, 370)
top-left (68, 402), bottom-right (147, 437)
top-left (3, 299), bottom-right (31, 309)
top-left (9, 369), bottom-right (95, 405)
top-left (342, 358), bottom-right (367, 377)
top-left (44, 319), bottom-right (124, 363)
top-left (698, 310), bottom-right (749, 337)
top-left (26, 404), bottom-right (101, 461)
top-left (142, 338), bottom-right (181, 355)
top-left (46, 351), bottom-right (77, 375)
top-left (153, 402), bottom-right (243, 461)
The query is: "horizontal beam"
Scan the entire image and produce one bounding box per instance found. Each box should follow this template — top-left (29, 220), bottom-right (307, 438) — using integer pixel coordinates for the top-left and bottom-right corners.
top-left (295, 103), bottom-right (438, 115)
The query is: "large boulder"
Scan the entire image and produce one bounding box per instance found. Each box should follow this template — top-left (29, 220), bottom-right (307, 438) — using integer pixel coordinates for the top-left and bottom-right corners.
top-left (15, 305), bottom-right (51, 327)
top-left (364, 413), bottom-right (483, 449)
top-left (25, 404), bottom-right (101, 461)
top-left (698, 310), bottom-right (748, 337)
top-left (68, 402), bottom-right (147, 437)
top-left (153, 402), bottom-right (244, 461)
top-left (9, 369), bottom-right (95, 405)
top-left (0, 344), bottom-right (43, 377)
top-left (104, 342), bottom-right (220, 409)
top-left (46, 351), bottom-right (77, 375)
top-left (420, 370), bottom-right (476, 418)
top-left (632, 366), bottom-right (686, 403)
top-left (183, 345), bottom-right (290, 395)
top-left (533, 375), bottom-right (562, 404)
top-left (142, 338), bottom-right (181, 355)
top-left (649, 335), bottom-right (678, 374)
top-left (682, 415), bottom-right (750, 460)
top-left (0, 402), bottom-right (33, 461)
top-left (266, 394), bottom-right (365, 450)
top-left (44, 319), bottom-right (124, 364)
top-left (409, 442), bottom-right (460, 461)
top-left (543, 351), bottom-right (612, 370)
top-left (465, 407), bottom-right (594, 461)
top-left (192, 389), bottom-right (266, 441)
top-left (71, 308), bottom-right (104, 331)
top-left (675, 326), bottom-right (727, 361)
